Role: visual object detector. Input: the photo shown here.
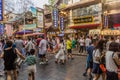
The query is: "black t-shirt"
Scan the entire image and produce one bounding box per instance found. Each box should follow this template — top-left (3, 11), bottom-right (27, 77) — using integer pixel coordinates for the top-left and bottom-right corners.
top-left (3, 48), bottom-right (17, 66)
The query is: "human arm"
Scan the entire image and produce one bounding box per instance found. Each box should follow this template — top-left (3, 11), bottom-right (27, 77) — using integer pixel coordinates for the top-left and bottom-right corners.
top-left (0, 52), bottom-right (4, 58)
top-left (15, 48), bottom-right (25, 60)
top-left (113, 52), bottom-right (120, 66)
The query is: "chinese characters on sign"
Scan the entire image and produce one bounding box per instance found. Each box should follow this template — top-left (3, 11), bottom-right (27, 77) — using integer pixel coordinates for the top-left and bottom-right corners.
top-left (0, 0), bottom-right (3, 21)
top-left (0, 24), bottom-right (3, 35)
top-left (52, 8), bottom-right (58, 28)
top-left (37, 11), bottom-right (43, 28)
top-left (103, 15), bottom-right (108, 28)
top-left (60, 17), bottom-right (64, 31)
top-left (73, 16), bottom-right (93, 24)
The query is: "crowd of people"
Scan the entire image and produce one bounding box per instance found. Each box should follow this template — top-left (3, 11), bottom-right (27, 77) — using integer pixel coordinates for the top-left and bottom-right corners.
top-left (0, 35), bottom-right (119, 80)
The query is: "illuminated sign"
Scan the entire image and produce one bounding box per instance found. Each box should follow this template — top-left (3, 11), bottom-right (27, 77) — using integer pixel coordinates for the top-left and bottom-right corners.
top-left (0, 24), bottom-right (3, 34)
top-left (52, 8), bottom-right (58, 28)
top-left (0, 0), bottom-right (3, 21)
top-left (60, 17), bottom-right (64, 31)
top-left (73, 16), bottom-right (93, 24)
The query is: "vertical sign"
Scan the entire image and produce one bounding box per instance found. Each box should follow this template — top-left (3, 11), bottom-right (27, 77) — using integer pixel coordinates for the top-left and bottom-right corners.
top-left (5, 24), bottom-right (13, 37)
top-left (60, 17), bottom-right (64, 31)
top-left (37, 11), bottom-right (43, 28)
top-left (0, 24), bottom-right (3, 35)
top-left (103, 15), bottom-right (108, 28)
top-left (0, 0), bottom-right (3, 21)
top-left (52, 8), bottom-right (58, 28)
top-left (30, 6), bottom-right (37, 17)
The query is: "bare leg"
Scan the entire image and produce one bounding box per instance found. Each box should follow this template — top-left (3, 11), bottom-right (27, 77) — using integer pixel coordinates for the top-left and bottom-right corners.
top-left (13, 69), bottom-right (17, 80)
top-left (28, 73), bottom-right (32, 80)
top-left (6, 71), bottom-right (12, 80)
top-left (102, 73), bottom-right (106, 80)
top-left (31, 72), bottom-right (35, 80)
top-left (93, 74), bottom-right (100, 80)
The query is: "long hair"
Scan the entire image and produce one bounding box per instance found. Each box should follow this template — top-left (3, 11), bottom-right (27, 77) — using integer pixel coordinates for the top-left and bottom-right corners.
top-left (109, 42), bottom-right (119, 52)
top-left (95, 39), bottom-right (105, 52)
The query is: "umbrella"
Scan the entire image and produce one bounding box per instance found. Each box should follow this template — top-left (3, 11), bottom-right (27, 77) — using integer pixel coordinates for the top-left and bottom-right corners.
top-left (15, 30), bottom-right (33, 34)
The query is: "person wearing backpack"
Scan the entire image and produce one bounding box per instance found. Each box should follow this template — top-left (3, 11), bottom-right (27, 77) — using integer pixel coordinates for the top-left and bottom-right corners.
top-left (0, 40), bottom-right (25, 80)
top-left (105, 42), bottom-right (120, 80)
top-left (25, 38), bottom-right (35, 56)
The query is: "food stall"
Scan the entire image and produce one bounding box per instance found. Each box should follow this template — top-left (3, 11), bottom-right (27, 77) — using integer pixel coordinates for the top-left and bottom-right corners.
top-left (89, 29), bottom-right (101, 35)
top-left (101, 29), bottom-right (120, 36)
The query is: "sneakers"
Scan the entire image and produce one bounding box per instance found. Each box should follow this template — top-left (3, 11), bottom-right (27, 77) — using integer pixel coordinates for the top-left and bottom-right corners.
top-left (0, 72), bottom-right (4, 76)
top-left (83, 72), bottom-right (87, 77)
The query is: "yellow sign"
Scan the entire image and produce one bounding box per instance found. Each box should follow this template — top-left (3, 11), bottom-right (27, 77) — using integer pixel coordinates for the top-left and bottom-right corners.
top-left (73, 16), bottom-right (93, 24)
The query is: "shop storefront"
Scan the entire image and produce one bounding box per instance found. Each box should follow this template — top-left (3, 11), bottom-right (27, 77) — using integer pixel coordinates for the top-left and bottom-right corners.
top-left (68, 2), bottom-right (102, 29)
top-left (105, 0), bottom-right (120, 29)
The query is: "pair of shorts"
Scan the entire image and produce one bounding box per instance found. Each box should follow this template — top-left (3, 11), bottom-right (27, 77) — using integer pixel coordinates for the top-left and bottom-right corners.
top-left (39, 54), bottom-right (46, 58)
top-left (92, 63), bottom-right (102, 74)
top-left (67, 49), bottom-right (72, 54)
top-left (27, 65), bottom-right (36, 74)
top-left (106, 71), bottom-right (118, 80)
top-left (86, 61), bottom-right (93, 69)
top-left (4, 63), bottom-right (16, 71)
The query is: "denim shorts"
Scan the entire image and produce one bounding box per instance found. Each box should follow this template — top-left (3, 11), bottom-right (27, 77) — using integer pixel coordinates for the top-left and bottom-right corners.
top-left (92, 62), bottom-right (102, 74)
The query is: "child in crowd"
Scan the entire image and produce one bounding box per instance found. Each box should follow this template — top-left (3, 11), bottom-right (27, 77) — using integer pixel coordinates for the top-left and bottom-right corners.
top-left (25, 49), bottom-right (36, 80)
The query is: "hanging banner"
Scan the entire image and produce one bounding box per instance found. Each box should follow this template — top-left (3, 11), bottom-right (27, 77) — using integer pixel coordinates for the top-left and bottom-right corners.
top-left (30, 6), bottom-right (37, 17)
top-left (52, 8), bottom-right (58, 28)
top-left (0, 0), bottom-right (3, 21)
top-left (60, 17), bottom-right (64, 31)
top-left (103, 15), bottom-right (108, 27)
top-left (5, 24), bottom-right (13, 37)
top-left (0, 24), bottom-right (3, 35)
top-left (37, 11), bottom-right (43, 28)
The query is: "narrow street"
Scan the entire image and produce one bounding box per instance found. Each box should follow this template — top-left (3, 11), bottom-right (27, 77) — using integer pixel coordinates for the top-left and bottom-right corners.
top-left (18, 55), bottom-right (87, 80)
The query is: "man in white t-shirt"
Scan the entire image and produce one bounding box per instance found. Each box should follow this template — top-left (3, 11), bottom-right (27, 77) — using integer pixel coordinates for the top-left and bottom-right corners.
top-left (39, 36), bottom-right (47, 64)
top-left (79, 37), bottom-right (85, 54)
top-left (85, 36), bottom-right (91, 52)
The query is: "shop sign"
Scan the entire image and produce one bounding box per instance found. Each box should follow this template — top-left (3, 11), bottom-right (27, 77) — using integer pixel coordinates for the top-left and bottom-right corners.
top-left (33, 28), bottom-right (43, 32)
top-left (23, 23), bottom-right (36, 30)
top-left (103, 15), bottom-right (108, 27)
top-left (0, 24), bottom-right (3, 35)
top-left (52, 8), bottom-right (58, 28)
top-left (37, 11), bottom-right (43, 28)
top-left (60, 17), bottom-right (64, 31)
top-left (30, 6), bottom-right (37, 17)
top-left (106, 0), bottom-right (120, 2)
top-left (73, 16), bottom-right (93, 24)
top-left (5, 24), bottom-right (13, 37)
top-left (0, 0), bottom-right (3, 21)
top-left (93, 14), bottom-right (101, 23)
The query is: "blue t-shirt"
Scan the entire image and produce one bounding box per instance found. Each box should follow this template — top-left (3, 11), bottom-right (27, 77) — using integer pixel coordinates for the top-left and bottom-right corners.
top-left (86, 45), bottom-right (94, 62)
top-left (4, 44), bottom-right (16, 49)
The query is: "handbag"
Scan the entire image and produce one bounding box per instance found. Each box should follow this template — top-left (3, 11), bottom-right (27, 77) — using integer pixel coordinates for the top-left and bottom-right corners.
top-left (99, 64), bottom-right (106, 73)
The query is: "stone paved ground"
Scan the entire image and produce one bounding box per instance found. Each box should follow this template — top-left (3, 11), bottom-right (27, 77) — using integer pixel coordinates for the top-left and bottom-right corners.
top-left (0, 49), bottom-right (102, 80)
top-left (18, 55), bottom-right (87, 80)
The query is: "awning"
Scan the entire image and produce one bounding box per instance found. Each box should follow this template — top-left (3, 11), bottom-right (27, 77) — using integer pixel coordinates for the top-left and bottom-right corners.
top-left (69, 23), bottom-right (100, 29)
top-left (24, 33), bottom-right (44, 36)
top-left (15, 30), bottom-right (33, 35)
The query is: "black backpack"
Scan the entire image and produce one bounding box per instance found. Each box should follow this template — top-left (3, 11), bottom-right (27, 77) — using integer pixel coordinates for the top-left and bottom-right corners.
top-left (3, 48), bottom-right (17, 66)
